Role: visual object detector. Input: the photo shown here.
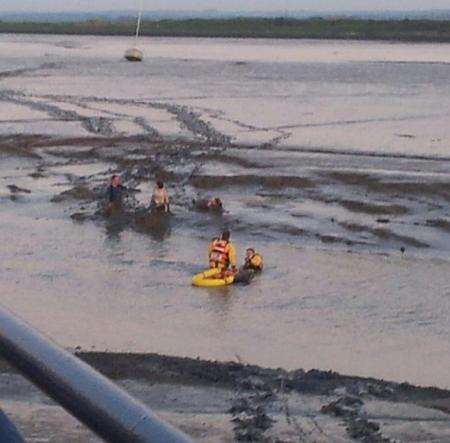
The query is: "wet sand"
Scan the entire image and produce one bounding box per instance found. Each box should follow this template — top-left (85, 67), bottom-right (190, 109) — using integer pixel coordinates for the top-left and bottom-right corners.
top-left (1, 34), bottom-right (450, 403)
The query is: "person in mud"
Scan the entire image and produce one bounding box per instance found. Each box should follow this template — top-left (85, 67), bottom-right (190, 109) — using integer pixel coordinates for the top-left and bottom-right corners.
top-left (234, 248), bottom-right (264, 285)
top-left (242, 248), bottom-right (264, 272)
top-left (150, 181), bottom-right (169, 213)
top-left (106, 175), bottom-right (127, 210)
top-left (192, 197), bottom-right (223, 213)
top-left (208, 230), bottom-right (237, 274)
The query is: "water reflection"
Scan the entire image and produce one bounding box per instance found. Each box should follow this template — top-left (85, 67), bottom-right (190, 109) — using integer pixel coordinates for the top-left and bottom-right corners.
top-left (134, 210), bottom-right (172, 242)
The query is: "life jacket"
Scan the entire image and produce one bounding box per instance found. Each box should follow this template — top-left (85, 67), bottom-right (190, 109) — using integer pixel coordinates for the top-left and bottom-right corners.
top-left (209, 239), bottom-right (229, 267)
top-left (245, 253), bottom-right (263, 271)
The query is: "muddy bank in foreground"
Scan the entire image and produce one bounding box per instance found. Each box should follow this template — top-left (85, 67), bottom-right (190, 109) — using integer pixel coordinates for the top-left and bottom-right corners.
top-left (2, 352), bottom-right (450, 442)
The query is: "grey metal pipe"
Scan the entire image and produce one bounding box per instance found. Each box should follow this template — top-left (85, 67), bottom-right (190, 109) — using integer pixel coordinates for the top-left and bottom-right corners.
top-left (0, 409), bottom-right (25, 443)
top-left (0, 306), bottom-right (192, 443)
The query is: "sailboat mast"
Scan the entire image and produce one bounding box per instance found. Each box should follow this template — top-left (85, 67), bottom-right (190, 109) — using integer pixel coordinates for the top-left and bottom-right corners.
top-left (135, 10), bottom-right (142, 46)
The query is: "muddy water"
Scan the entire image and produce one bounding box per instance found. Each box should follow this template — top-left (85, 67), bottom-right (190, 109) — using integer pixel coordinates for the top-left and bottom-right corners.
top-left (1, 35), bottom-right (450, 388)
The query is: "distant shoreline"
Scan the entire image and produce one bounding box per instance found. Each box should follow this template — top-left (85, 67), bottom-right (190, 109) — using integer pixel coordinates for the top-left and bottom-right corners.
top-left (1, 18), bottom-right (450, 42)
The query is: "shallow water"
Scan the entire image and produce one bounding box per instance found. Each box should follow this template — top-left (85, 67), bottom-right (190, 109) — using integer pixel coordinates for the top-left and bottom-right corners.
top-left (1, 35), bottom-right (450, 388)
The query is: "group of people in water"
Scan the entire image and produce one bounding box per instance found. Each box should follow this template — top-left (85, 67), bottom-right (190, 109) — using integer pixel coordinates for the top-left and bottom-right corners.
top-left (105, 174), bottom-right (263, 283)
top-left (106, 175), bottom-right (170, 213)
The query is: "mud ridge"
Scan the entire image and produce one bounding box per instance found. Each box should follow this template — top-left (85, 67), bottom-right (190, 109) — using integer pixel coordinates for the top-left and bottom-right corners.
top-left (35, 352), bottom-right (446, 406)
top-left (321, 396), bottom-right (391, 442)
top-left (325, 170), bottom-right (450, 201)
top-left (190, 174), bottom-right (315, 189)
top-left (339, 222), bottom-right (429, 248)
top-left (339, 199), bottom-right (409, 216)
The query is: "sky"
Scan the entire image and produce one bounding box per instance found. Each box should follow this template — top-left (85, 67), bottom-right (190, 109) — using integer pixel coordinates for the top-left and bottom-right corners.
top-left (1, 0), bottom-right (450, 13)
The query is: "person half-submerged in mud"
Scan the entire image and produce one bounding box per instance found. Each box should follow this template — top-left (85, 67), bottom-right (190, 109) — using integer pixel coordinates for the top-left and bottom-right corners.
top-left (150, 181), bottom-right (170, 213)
top-left (192, 197), bottom-right (223, 213)
top-left (105, 175), bottom-right (127, 212)
top-left (234, 248), bottom-right (264, 285)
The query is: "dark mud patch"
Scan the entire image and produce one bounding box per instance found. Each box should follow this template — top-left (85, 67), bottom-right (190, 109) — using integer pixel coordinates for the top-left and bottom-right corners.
top-left (81, 117), bottom-right (115, 136)
top-left (324, 171), bottom-right (373, 186)
top-left (290, 211), bottom-right (310, 219)
top-left (396, 133), bottom-right (416, 139)
top-left (230, 376), bottom-right (277, 441)
top-left (7, 185), bottom-right (31, 194)
top-left (0, 134), bottom-right (48, 158)
top-left (339, 199), bottom-right (408, 216)
top-left (166, 104), bottom-right (231, 146)
top-left (321, 396), bottom-right (389, 442)
top-left (317, 234), bottom-right (355, 246)
top-left (134, 211), bottom-right (172, 241)
top-left (262, 223), bottom-right (305, 237)
top-left (339, 222), bottom-right (368, 233)
top-left (36, 352), bottom-right (448, 406)
top-left (29, 168), bottom-right (48, 179)
top-left (426, 219), bottom-right (450, 233)
top-left (195, 153), bottom-right (267, 169)
top-left (339, 222), bottom-right (429, 248)
top-left (51, 185), bottom-right (96, 203)
top-left (371, 228), bottom-right (429, 248)
top-left (367, 180), bottom-right (450, 201)
top-left (190, 174), bottom-right (315, 190)
top-left (323, 170), bottom-right (450, 201)
top-left (70, 212), bottom-right (91, 222)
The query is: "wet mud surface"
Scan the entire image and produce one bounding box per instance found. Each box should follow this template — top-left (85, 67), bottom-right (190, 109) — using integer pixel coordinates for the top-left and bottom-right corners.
top-left (1, 35), bottom-right (450, 257)
top-left (1, 131), bottom-right (449, 258)
top-left (2, 352), bottom-right (450, 442)
top-left (1, 35), bottom-right (450, 402)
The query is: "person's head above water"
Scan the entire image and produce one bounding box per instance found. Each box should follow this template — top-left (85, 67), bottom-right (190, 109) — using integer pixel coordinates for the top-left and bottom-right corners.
top-left (156, 181), bottom-right (164, 189)
top-left (111, 175), bottom-right (120, 187)
top-left (221, 230), bottom-right (230, 242)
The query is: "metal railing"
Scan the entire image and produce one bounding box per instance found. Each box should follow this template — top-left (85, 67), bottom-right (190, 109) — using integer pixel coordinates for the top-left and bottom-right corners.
top-left (0, 305), bottom-right (192, 443)
top-left (0, 408), bottom-right (24, 443)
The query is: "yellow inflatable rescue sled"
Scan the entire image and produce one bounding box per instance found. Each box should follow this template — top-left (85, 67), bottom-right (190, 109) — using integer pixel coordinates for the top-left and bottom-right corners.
top-left (192, 268), bottom-right (234, 287)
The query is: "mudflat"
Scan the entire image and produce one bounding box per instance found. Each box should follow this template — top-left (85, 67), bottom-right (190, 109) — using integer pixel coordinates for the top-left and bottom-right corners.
top-left (1, 34), bottom-right (450, 441)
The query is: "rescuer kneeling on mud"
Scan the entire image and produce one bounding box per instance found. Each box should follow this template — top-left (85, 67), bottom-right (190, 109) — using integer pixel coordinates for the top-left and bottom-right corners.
top-left (208, 230), bottom-right (237, 275)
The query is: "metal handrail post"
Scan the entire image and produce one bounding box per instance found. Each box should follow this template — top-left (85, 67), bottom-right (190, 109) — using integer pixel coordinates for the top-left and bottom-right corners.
top-left (0, 305), bottom-right (192, 443)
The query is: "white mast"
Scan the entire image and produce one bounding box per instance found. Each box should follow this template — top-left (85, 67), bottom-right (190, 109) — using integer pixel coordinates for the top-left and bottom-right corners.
top-left (135, 12), bottom-right (142, 46)
top-left (135, 0), bottom-right (143, 46)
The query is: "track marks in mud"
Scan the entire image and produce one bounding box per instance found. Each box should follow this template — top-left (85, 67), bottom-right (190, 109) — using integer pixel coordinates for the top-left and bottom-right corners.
top-left (0, 63), bottom-right (62, 80)
top-left (0, 91), bottom-right (119, 137)
top-left (0, 91), bottom-right (233, 142)
top-left (321, 396), bottom-right (391, 442)
top-left (71, 353), bottom-right (450, 442)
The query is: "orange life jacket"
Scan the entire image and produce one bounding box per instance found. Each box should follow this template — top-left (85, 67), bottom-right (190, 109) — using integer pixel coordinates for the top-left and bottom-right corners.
top-left (209, 239), bottom-right (229, 267)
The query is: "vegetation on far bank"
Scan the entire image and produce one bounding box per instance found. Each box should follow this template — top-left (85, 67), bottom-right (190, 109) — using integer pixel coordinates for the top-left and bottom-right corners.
top-left (0, 18), bottom-right (450, 42)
